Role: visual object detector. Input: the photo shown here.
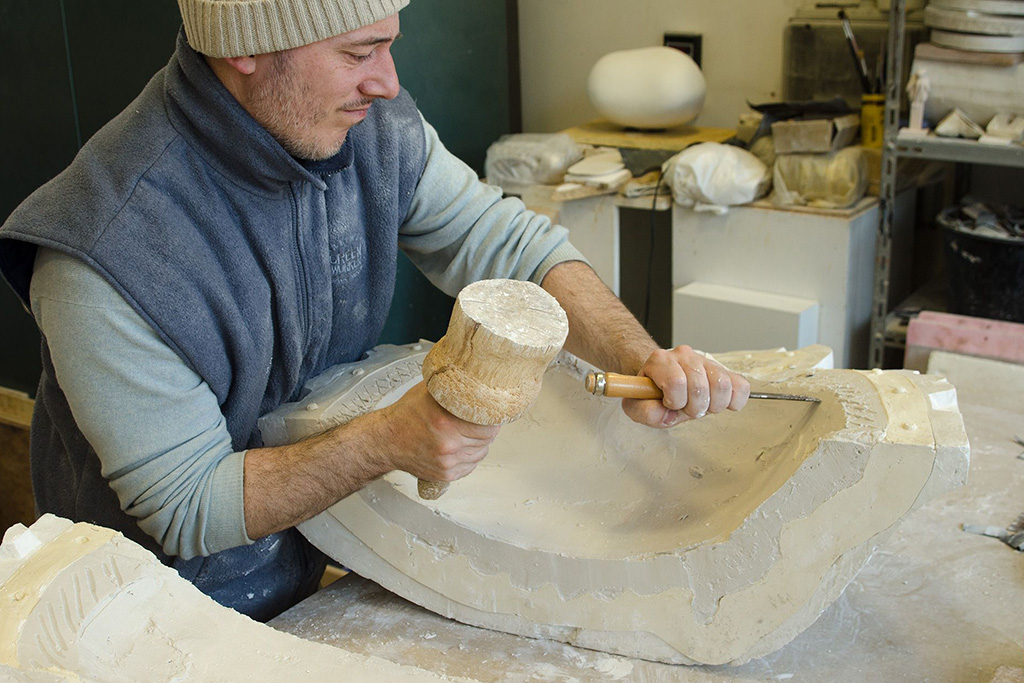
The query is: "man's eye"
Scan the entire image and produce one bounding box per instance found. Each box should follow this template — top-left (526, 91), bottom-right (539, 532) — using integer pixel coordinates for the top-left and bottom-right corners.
top-left (350, 52), bottom-right (373, 62)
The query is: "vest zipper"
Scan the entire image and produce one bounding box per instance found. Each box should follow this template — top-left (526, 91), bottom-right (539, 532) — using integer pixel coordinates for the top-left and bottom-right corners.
top-left (289, 185), bottom-right (310, 339)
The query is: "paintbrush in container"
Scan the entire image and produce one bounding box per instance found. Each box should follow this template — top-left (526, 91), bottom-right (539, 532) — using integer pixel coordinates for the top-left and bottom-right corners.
top-left (838, 10), bottom-right (873, 94)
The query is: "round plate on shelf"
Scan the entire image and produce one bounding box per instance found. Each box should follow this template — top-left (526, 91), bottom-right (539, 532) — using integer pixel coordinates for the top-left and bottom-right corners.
top-left (929, 0), bottom-right (1024, 16)
top-left (931, 28), bottom-right (1024, 51)
top-left (925, 5), bottom-right (1024, 35)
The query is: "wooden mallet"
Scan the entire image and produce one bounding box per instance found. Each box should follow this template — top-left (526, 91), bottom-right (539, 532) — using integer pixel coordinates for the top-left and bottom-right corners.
top-left (417, 279), bottom-right (569, 500)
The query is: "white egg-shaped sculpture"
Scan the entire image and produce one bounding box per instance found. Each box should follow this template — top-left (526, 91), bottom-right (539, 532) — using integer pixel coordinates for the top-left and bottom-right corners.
top-left (587, 46), bottom-right (707, 129)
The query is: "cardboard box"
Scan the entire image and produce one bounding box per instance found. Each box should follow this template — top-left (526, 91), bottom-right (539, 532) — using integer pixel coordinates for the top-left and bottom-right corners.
top-left (771, 113), bottom-right (860, 154)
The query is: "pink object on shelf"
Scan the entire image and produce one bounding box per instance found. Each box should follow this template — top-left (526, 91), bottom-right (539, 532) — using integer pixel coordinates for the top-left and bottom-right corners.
top-left (905, 310), bottom-right (1024, 370)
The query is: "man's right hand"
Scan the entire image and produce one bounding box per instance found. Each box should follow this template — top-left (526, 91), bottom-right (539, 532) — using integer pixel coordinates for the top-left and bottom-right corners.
top-left (377, 381), bottom-right (499, 483)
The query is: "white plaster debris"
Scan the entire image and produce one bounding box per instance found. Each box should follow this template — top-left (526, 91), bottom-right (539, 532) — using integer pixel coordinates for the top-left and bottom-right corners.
top-left (524, 662), bottom-right (575, 682)
top-left (0, 515), bottom-right (480, 682)
top-left (259, 344), bottom-right (970, 666)
top-left (591, 657), bottom-right (634, 679)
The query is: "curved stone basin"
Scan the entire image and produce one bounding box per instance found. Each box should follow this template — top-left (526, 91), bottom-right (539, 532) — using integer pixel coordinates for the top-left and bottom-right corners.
top-left (388, 365), bottom-right (846, 559)
top-left (259, 344), bottom-right (969, 666)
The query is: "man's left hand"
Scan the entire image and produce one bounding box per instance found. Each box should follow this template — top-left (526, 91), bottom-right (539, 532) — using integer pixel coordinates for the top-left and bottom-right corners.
top-left (621, 345), bottom-right (750, 428)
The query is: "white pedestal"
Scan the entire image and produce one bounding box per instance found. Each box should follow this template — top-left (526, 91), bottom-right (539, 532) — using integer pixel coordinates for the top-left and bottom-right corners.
top-left (672, 198), bottom-right (905, 369)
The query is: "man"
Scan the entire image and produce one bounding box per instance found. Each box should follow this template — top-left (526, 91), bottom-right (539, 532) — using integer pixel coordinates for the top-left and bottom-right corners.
top-left (0, 0), bottom-right (749, 620)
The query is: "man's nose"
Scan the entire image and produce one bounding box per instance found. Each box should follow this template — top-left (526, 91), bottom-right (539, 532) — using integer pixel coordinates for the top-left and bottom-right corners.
top-left (362, 50), bottom-right (400, 100)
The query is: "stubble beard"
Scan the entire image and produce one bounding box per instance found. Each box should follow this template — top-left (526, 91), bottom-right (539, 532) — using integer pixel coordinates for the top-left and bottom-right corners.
top-left (248, 52), bottom-right (339, 161)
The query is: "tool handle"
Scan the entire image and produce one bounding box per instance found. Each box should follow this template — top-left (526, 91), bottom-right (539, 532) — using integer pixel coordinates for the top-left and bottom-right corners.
top-left (418, 479), bottom-right (449, 500)
top-left (591, 372), bottom-right (663, 400)
top-left (585, 372), bottom-right (822, 403)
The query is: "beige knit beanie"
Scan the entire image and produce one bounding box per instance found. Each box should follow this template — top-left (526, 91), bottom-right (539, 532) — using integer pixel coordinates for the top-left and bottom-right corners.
top-left (177, 0), bottom-right (410, 58)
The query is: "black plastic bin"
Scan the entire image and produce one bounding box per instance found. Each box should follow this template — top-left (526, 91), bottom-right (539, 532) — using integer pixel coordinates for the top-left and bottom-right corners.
top-left (940, 206), bottom-right (1024, 324)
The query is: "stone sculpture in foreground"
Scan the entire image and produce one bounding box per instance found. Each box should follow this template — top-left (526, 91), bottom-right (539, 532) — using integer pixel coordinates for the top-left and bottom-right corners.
top-left (260, 344), bottom-right (970, 666)
top-left (0, 515), bottom-right (477, 682)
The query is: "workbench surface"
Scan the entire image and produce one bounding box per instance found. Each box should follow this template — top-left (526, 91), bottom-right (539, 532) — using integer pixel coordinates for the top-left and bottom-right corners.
top-left (270, 356), bottom-right (1024, 682)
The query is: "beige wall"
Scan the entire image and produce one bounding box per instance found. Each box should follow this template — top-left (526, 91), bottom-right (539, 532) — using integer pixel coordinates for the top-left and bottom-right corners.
top-left (518, 0), bottom-right (804, 132)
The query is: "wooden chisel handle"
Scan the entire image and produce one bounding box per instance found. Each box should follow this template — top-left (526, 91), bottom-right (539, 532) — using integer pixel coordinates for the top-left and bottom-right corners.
top-left (585, 372), bottom-right (663, 399)
top-left (584, 372), bottom-right (821, 403)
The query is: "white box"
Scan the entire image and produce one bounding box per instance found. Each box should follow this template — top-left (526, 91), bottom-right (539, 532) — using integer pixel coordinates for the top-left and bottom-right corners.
top-left (673, 282), bottom-right (819, 355)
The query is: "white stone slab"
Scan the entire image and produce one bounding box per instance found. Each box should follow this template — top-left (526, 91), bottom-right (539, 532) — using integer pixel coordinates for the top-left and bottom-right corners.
top-left (926, 350), bottom-right (1024, 409)
top-left (672, 281), bottom-right (819, 354)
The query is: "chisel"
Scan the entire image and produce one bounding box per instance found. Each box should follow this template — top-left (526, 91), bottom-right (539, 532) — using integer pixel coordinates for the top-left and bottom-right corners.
top-left (584, 372), bottom-right (820, 403)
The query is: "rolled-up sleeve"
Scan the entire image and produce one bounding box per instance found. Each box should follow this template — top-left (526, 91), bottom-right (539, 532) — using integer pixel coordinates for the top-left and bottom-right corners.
top-left (399, 115), bottom-right (587, 296)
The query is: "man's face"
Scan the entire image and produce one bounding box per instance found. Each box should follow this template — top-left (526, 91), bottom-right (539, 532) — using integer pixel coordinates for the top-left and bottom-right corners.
top-left (245, 15), bottom-right (401, 160)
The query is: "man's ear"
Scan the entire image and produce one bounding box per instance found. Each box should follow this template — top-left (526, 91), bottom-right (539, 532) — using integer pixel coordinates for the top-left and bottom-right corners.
top-left (222, 55), bottom-right (257, 75)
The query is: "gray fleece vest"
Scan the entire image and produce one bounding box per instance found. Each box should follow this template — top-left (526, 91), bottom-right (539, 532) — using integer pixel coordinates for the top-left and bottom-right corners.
top-left (0, 30), bottom-right (426, 620)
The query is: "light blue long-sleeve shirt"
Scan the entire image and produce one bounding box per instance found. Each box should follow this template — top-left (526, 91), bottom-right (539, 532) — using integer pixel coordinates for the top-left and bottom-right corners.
top-left (30, 115), bottom-right (584, 560)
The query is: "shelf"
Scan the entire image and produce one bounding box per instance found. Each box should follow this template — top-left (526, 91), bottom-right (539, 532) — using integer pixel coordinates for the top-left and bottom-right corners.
top-left (894, 130), bottom-right (1024, 168)
top-left (872, 0), bottom-right (1024, 369)
top-left (882, 278), bottom-right (947, 349)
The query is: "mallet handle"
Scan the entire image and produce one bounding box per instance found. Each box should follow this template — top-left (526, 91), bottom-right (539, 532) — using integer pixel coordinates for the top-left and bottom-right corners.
top-left (417, 480), bottom-right (449, 500)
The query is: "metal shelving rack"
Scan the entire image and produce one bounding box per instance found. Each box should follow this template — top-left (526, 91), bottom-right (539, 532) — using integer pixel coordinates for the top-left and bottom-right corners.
top-left (868, 0), bottom-right (1024, 368)
top-left (895, 132), bottom-right (1024, 167)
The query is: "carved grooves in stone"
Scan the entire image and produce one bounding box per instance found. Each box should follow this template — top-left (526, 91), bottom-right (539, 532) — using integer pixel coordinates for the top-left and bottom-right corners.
top-left (321, 358), bottom-right (424, 429)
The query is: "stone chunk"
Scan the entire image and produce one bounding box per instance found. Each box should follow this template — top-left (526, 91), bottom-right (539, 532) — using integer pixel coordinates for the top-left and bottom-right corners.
top-left (0, 515), bottom-right (479, 682)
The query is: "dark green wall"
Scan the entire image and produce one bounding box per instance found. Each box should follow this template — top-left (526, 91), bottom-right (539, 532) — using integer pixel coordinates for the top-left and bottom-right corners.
top-left (0, 0), bottom-right (519, 395)
top-left (391, 0), bottom-right (518, 174)
top-left (380, 0), bottom-right (520, 347)
top-left (0, 1), bottom-right (82, 396)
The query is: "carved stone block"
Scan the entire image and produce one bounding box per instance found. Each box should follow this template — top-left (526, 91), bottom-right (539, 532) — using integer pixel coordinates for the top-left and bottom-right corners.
top-left (0, 514), bottom-right (477, 681)
top-left (259, 343), bottom-right (970, 665)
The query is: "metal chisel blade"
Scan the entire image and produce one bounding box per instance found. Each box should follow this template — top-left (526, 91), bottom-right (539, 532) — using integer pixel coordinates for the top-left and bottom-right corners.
top-left (748, 391), bottom-right (821, 403)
